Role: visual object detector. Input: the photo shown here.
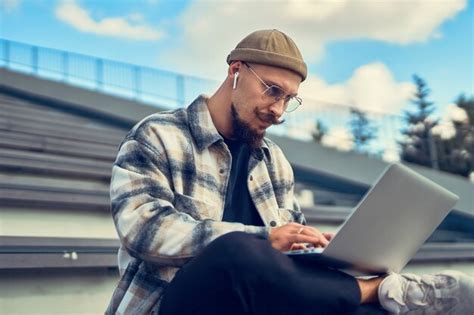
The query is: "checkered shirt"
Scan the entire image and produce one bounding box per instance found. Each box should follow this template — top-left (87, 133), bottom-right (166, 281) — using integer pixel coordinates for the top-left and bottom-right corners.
top-left (106, 95), bottom-right (305, 314)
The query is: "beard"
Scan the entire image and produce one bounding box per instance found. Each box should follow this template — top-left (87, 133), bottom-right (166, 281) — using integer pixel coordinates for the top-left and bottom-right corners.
top-left (230, 103), bottom-right (285, 149)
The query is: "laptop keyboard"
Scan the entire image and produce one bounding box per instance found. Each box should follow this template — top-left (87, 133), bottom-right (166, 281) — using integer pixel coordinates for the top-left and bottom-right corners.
top-left (284, 247), bottom-right (324, 255)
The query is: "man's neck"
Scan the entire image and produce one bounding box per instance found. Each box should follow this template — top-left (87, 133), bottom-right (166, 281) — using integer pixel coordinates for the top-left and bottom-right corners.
top-left (207, 83), bottom-right (233, 139)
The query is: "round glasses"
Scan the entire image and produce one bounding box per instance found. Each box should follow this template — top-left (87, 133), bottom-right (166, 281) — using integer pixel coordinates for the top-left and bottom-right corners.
top-left (244, 62), bottom-right (302, 113)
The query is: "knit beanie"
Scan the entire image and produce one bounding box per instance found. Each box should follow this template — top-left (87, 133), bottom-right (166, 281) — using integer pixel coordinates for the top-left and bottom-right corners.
top-left (227, 29), bottom-right (307, 81)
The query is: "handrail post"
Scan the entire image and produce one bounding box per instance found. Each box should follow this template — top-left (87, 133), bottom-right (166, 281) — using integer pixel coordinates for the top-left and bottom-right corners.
top-left (62, 52), bottom-right (69, 82)
top-left (133, 66), bottom-right (141, 99)
top-left (31, 46), bottom-right (39, 74)
top-left (96, 58), bottom-right (103, 90)
top-left (176, 74), bottom-right (185, 106)
top-left (4, 40), bottom-right (10, 67)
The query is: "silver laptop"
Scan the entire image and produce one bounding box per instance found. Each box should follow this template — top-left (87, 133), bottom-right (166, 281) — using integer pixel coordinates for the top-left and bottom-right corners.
top-left (285, 163), bottom-right (459, 276)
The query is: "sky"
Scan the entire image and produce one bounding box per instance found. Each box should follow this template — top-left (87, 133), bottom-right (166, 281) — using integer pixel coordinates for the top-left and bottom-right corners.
top-left (1, 0), bottom-right (473, 148)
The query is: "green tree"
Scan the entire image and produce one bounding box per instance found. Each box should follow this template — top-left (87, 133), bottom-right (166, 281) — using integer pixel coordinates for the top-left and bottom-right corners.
top-left (349, 108), bottom-right (377, 153)
top-left (399, 75), bottom-right (439, 168)
top-left (456, 94), bottom-right (474, 123)
top-left (435, 94), bottom-right (473, 177)
top-left (312, 119), bottom-right (328, 143)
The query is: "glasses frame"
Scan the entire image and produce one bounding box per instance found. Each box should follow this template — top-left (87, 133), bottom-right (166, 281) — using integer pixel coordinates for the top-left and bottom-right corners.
top-left (243, 62), bottom-right (302, 113)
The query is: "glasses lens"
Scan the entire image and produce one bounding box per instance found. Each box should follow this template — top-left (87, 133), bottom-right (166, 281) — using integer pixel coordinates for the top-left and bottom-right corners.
top-left (264, 85), bottom-right (285, 101)
top-left (285, 98), bottom-right (301, 112)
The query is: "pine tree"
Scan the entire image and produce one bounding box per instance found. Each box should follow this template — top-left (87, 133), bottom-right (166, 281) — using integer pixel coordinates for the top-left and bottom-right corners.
top-left (435, 94), bottom-right (473, 177)
top-left (312, 119), bottom-right (328, 143)
top-left (456, 94), bottom-right (474, 123)
top-left (399, 75), bottom-right (439, 168)
top-left (349, 108), bottom-right (377, 154)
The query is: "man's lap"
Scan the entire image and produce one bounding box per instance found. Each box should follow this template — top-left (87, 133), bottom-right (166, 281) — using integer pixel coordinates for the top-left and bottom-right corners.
top-left (160, 232), bottom-right (387, 315)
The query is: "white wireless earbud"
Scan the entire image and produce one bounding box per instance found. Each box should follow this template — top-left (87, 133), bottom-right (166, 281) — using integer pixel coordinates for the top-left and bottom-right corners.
top-left (233, 72), bottom-right (239, 89)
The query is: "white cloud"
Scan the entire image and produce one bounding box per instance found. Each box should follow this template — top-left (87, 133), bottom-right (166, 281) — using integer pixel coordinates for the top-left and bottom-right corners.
top-left (321, 127), bottom-right (354, 152)
top-left (299, 63), bottom-right (415, 115)
top-left (158, 0), bottom-right (466, 77)
top-left (55, 0), bottom-right (164, 41)
top-left (431, 122), bottom-right (456, 140)
top-left (445, 103), bottom-right (469, 123)
top-left (1, 0), bottom-right (21, 13)
top-left (431, 103), bottom-right (469, 139)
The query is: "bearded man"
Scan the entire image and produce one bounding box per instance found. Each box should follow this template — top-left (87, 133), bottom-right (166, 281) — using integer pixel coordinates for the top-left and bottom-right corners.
top-left (106, 29), bottom-right (473, 315)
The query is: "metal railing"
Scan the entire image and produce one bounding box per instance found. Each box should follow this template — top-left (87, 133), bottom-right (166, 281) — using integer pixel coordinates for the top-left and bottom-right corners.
top-left (0, 39), bottom-right (218, 108)
top-left (0, 39), bottom-right (471, 177)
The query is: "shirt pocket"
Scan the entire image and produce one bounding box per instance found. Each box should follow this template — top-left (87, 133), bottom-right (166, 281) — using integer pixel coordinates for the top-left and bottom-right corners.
top-left (173, 193), bottom-right (217, 220)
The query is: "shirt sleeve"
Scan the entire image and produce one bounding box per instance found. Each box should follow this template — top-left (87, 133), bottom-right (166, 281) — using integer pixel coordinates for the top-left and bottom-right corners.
top-left (110, 138), bottom-right (270, 267)
top-left (292, 196), bottom-right (306, 225)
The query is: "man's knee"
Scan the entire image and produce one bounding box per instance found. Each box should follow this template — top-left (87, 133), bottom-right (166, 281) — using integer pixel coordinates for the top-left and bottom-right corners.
top-left (204, 231), bottom-right (271, 272)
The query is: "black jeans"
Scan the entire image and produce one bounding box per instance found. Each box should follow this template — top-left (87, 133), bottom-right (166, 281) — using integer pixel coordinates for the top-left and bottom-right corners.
top-left (160, 231), bottom-right (387, 315)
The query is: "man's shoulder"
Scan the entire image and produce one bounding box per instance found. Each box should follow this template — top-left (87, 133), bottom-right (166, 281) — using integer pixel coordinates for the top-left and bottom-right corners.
top-left (125, 108), bottom-right (189, 140)
top-left (114, 108), bottom-right (192, 156)
top-left (135, 108), bottom-right (188, 133)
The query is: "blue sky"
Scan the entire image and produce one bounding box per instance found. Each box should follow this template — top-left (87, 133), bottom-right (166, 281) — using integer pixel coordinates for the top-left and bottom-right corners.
top-left (312, 4), bottom-right (473, 108)
top-left (1, 0), bottom-right (472, 120)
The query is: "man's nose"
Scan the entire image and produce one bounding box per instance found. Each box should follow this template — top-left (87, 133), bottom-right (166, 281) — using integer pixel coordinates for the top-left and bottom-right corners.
top-left (269, 98), bottom-right (286, 118)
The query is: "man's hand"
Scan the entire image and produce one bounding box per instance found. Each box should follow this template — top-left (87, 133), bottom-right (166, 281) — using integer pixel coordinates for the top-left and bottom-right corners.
top-left (268, 222), bottom-right (331, 252)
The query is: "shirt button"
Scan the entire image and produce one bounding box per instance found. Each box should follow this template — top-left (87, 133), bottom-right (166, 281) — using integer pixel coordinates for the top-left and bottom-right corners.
top-left (270, 221), bottom-right (277, 227)
top-left (249, 175), bottom-right (253, 181)
top-left (219, 169), bottom-right (225, 174)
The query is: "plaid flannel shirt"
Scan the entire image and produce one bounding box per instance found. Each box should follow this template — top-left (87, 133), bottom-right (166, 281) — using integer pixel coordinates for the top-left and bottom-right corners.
top-left (106, 95), bottom-right (305, 314)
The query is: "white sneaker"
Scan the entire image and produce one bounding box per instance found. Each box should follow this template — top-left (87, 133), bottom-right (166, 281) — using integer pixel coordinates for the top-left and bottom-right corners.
top-left (378, 270), bottom-right (474, 314)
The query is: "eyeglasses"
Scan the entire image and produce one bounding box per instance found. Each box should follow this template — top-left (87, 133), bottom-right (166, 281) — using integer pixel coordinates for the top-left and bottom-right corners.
top-left (243, 62), bottom-right (302, 113)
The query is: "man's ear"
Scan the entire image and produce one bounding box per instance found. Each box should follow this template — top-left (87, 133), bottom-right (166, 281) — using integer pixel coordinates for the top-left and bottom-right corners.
top-left (228, 61), bottom-right (241, 89)
top-left (228, 61), bottom-right (242, 76)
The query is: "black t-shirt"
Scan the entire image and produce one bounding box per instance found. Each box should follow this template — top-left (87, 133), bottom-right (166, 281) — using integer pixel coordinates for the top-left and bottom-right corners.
top-left (221, 137), bottom-right (264, 226)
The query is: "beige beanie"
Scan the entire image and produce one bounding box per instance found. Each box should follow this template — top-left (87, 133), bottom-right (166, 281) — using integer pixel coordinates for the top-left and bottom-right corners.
top-left (227, 29), bottom-right (307, 81)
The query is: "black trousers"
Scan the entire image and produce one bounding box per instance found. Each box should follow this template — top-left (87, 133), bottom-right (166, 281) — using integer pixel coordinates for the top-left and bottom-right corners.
top-left (160, 232), bottom-right (387, 315)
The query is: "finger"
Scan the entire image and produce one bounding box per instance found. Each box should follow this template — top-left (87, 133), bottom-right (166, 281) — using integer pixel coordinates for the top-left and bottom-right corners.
top-left (300, 227), bottom-right (329, 245)
top-left (323, 232), bottom-right (335, 241)
top-left (290, 243), bottom-right (306, 250)
top-left (300, 226), bottom-right (323, 238)
top-left (291, 234), bottom-right (329, 247)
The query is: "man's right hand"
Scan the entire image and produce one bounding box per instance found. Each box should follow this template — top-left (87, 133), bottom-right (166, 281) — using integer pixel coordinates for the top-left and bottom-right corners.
top-left (268, 222), bottom-right (330, 252)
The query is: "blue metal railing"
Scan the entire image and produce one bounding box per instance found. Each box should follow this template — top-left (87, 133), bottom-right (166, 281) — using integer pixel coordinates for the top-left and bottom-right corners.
top-left (0, 39), bottom-right (219, 108)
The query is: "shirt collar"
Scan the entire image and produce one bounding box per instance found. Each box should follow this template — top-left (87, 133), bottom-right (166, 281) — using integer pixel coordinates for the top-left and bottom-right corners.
top-left (187, 95), bottom-right (271, 161)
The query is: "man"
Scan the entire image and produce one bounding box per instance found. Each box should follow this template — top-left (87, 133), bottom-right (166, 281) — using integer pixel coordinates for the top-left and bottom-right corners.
top-left (106, 29), bottom-right (473, 315)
